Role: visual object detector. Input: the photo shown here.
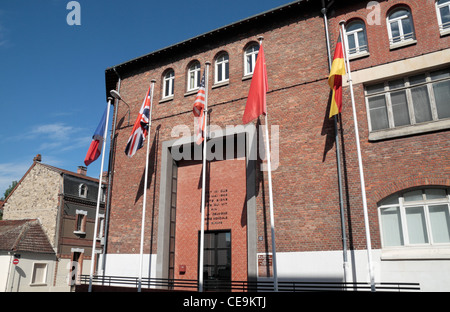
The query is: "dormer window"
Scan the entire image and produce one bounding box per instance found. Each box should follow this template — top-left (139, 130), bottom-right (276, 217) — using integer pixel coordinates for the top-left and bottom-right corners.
top-left (79, 184), bottom-right (88, 198)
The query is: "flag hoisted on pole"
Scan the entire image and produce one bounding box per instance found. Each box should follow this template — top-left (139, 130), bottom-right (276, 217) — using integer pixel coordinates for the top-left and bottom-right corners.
top-left (198, 62), bottom-right (210, 292)
top-left (339, 21), bottom-right (376, 292)
top-left (124, 84), bottom-right (153, 158)
top-left (137, 80), bottom-right (156, 292)
top-left (193, 72), bottom-right (206, 145)
top-left (88, 98), bottom-right (112, 292)
top-left (84, 106), bottom-right (108, 166)
top-left (328, 34), bottom-right (346, 119)
top-left (242, 37), bottom-right (278, 292)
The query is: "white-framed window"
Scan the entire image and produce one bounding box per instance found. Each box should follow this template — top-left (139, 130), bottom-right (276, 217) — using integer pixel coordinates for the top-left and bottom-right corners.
top-left (365, 67), bottom-right (450, 135)
top-left (163, 69), bottom-right (175, 98)
top-left (345, 20), bottom-right (369, 57)
top-left (387, 8), bottom-right (416, 47)
top-left (378, 188), bottom-right (450, 248)
top-left (187, 61), bottom-right (201, 92)
top-left (79, 183), bottom-right (87, 198)
top-left (31, 263), bottom-right (48, 285)
top-left (215, 52), bottom-right (229, 84)
top-left (74, 209), bottom-right (87, 234)
top-left (436, 0), bottom-right (450, 35)
top-left (244, 44), bottom-right (259, 77)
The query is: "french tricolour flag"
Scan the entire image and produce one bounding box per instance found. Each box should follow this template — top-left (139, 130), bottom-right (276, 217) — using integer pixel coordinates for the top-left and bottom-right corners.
top-left (84, 107), bottom-right (107, 166)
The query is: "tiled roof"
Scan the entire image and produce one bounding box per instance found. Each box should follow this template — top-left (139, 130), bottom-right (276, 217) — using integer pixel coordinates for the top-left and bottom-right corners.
top-left (0, 219), bottom-right (55, 254)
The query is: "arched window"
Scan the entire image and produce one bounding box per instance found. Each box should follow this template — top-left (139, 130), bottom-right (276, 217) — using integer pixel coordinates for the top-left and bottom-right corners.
top-left (79, 184), bottom-right (87, 198)
top-left (215, 52), bottom-right (229, 84)
top-left (187, 61), bottom-right (201, 92)
top-left (378, 188), bottom-right (450, 247)
top-left (162, 69), bottom-right (174, 99)
top-left (387, 7), bottom-right (416, 46)
top-left (345, 20), bottom-right (369, 56)
top-left (244, 43), bottom-right (259, 76)
top-left (436, 0), bottom-right (450, 35)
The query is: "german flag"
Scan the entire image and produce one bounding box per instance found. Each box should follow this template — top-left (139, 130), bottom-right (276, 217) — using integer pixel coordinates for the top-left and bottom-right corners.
top-left (328, 37), bottom-right (346, 118)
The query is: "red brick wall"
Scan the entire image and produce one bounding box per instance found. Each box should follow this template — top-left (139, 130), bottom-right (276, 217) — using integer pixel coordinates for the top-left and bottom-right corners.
top-left (327, 0), bottom-right (450, 250)
top-left (174, 158), bottom-right (247, 281)
top-left (105, 0), bottom-right (450, 264)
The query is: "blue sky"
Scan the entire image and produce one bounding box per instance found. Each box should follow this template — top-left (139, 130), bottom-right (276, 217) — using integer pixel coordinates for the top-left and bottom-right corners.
top-left (0, 0), bottom-right (293, 195)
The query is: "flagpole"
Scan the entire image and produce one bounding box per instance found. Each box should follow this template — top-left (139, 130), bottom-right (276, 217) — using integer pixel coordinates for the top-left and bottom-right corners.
top-left (257, 36), bottom-right (278, 292)
top-left (322, 6), bottom-right (348, 284)
top-left (88, 98), bottom-right (112, 292)
top-left (339, 21), bottom-right (375, 292)
top-left (138, 79), bottom-right (156, 292)
top-left (198, 62), bottom-right (210, 293)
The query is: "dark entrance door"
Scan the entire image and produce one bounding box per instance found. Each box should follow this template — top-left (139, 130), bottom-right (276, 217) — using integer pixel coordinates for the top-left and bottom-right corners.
top-left (200, 230), bottom-right (231, 291)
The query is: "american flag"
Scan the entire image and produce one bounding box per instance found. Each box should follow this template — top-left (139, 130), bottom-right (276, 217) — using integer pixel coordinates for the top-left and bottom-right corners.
top-left (124, 85), bottom-right (152, 157)
top-left (193, 72), bottom-right (206, 145)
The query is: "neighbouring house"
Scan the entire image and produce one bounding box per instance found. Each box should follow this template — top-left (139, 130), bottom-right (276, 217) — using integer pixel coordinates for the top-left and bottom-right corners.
top-left (0, 219), bottom-right (56, 292)
top-left (2, 155), bottom-right (107, 291)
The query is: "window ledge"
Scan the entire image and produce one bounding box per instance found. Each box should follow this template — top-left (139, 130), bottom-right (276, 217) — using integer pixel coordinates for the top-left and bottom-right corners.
top-left (184, 89), bottom-right (199, 97)
top-left (369, 119), bottom-right (450, 141)
top-left (440, 28), bottom-right (450, 37)
top-left (381, 246), bottom-right (450, 260)
top-left (212, 80), bottom-right (229, 89)
top-left (30, 283), bottom-right (47, 287)
top-left (389, 39), bottom-right (417, 50)
top-left (73, 230), bottom-right (86, 235)
top-left (242, 74), bottom-right (253, 81)
top-left (159, 96), bottom-right (174, 104)
top-left (348, 51), bottom-right (370, 61)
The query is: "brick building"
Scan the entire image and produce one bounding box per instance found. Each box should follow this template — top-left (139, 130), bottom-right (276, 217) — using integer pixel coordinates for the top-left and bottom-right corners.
top-left (101, 0), bottom-right (450, 291)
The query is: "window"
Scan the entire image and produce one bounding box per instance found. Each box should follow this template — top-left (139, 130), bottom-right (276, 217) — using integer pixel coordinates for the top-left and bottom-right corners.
top-left (345, 20), bottom-right (369, 57)
top-left (379, 188), bottom-right (450, 248)
top-left (365, 67), bottom-right (450, 136)
top-left (387, 8), bottom-right (416, 47)
top-left (79, 184), bottom-right (87, 198)
top-left (163, 69), bottom-right (174, 98)
top-left (187, 61), bottom-right (201, 92)
top-left (244, 44), bottom-right (259, 76)
top-left (436, 0), bottom-right (450, 35)
top-left (31, 263), bottom-right (47, 285)
top-left (74, 210), bottom-right (87, 234)
top-left (215, 52), bottom-right (229, 84)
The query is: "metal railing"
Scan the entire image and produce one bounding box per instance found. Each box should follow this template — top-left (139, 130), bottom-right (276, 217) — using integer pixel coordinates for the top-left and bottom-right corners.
top-left (78, 275), bottom-right (420, 292)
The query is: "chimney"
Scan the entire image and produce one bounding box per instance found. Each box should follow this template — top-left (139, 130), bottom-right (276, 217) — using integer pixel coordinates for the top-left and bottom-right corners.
top-left (77, 166), bottom-right (87, 176)
top-left (33, 154), bottom-right (42, 162)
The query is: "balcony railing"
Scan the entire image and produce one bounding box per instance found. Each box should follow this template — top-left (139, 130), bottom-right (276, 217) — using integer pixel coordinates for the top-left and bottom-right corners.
top-left (78, 275), bottom-right (420, 292)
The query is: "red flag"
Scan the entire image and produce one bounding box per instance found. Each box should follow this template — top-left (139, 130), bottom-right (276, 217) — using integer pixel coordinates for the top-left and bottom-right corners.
top-left (242, 44), bottom-right (268, 124)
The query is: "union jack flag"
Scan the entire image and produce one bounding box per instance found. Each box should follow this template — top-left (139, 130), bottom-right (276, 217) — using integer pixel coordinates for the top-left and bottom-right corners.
top-left (193, 72), bottom-right (206, 145)
top-left (125, 84), bottom-right (152, 157)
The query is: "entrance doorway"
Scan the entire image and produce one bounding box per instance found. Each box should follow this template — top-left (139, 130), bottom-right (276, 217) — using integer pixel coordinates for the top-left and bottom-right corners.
top-left (200, 230), bottom-right (231, 291)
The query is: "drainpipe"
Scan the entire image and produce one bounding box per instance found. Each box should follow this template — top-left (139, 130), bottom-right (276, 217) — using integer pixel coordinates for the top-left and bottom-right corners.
top-left (321, 0), bottom-right (349, 285)
top-left (100, 67), bottom-right (121, 277)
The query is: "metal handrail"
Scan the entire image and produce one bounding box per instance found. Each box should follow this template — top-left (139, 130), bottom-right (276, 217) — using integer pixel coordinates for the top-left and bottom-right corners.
top-left (79, 275), bottom-right (420, 292)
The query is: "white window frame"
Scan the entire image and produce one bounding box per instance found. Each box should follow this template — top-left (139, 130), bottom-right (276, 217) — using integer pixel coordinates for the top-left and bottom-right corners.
top-left (378, 188), bottom-right (450, 250)
top-left (163, 69), bottom-right (175, 99)
top-left (345, 20), bottom-right (369, 59)
top-left (387, 8), bottom-right (416, 49)
top-left (30, 262), bottom-right (48, 286)
top-left (215, 52), bottom-right (229, 85)
top-left (79, 183), bottom-right (87, 198)
top-left (364, 67), bottom-right (450, 140)
top-left (187, 61), bottom-right (201, 92)
top-left (244, 44), bottom-right (259, 77)
top-left (436, 0), bottom-right (450, 36)
top-left (74, 209), bottom-right (87, 234)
